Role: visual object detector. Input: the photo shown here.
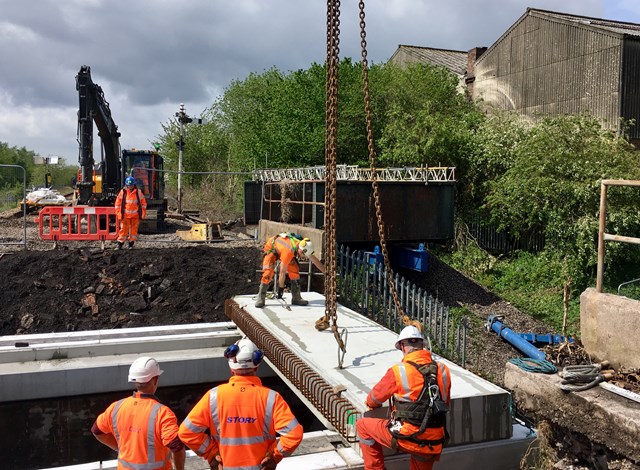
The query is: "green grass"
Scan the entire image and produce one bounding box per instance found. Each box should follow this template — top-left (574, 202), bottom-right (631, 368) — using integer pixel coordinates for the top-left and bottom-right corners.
top-left (435, 245), bottom-right (582, 335)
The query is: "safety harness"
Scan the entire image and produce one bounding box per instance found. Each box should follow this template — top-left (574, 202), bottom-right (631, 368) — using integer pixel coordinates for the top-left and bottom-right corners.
top-left (264, 233), bottom-right (303, 257)
top-left (389, 360), bottom-right (449, 449)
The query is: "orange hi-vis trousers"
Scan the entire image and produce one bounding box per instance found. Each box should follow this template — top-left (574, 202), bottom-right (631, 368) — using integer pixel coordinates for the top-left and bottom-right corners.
top-left (357, 418), bottom-right (437, 470)
top-left (117, 217), bottom-right (140, 243)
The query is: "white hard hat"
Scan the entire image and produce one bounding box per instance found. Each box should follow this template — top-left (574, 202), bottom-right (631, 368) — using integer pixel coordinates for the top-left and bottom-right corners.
top-left (395, 326), bottom-right (424, 350)
top-left (128, 356), bottom-right (164, 383)
top-left (225, 337), bottom-right (264, 371)
top-left (299, 238), bottom-right (314, 257)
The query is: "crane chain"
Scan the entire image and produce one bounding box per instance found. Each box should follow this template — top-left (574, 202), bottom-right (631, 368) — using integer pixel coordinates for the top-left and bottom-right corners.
top-left (358, 1), bottom-right (414, 330)
top-left (316, 0), bottom-right (345, 355)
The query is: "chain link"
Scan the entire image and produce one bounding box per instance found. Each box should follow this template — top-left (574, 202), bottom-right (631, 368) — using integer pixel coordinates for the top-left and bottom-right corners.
top-left (317, 0), bottom-right (343, 347)
top-left (318, 0), bottom-right (414, 345)
top-left (358, 0), bottom-right (409, 325)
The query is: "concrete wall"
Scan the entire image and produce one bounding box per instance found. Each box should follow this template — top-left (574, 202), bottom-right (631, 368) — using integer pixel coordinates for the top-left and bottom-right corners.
top-left (580, 287), bottom-right (640, 369)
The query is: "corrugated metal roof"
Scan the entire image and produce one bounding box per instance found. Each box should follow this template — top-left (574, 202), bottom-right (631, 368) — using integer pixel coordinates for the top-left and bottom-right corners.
top-left (477, 8), bottom-right (640, 66)
top-left (391, 45), bottom-right (468, 75)
top-left (532, 9), bottom-right (640, 38)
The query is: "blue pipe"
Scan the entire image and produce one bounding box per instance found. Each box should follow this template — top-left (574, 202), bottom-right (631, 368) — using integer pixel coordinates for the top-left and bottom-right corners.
top-left (518, 333), bottom-right (574, 346)
top-left (486, 315), bottom-right (546, 361)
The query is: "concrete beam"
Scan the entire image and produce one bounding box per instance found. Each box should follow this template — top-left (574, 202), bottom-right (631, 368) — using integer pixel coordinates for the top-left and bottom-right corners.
top-left (580, 288), bottom-right (640, 369)
top-left (504, 361), bottom-right (640, 463)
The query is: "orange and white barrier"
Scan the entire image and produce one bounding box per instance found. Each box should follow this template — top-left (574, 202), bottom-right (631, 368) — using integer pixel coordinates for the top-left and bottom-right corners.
top-left (38, 206), bottom-right (119, 241)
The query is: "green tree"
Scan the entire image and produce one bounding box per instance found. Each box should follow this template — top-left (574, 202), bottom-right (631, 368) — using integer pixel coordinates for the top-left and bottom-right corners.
top-left (484, 114), bottom-right (640, 290)
top-left (374, 63), bottom-right (484, 171)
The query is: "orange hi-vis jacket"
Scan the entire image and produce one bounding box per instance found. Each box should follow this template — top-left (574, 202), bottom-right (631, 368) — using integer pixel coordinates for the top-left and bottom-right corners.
top-left (179, 375), bottom-right (303, 468)
top-left (365, 349), bottom-right (451, 455)
top-left (95, 392), bottom-right (180, 470)
top-left (115, 187), bottom-right (147, 220)
top-left (261, 234), bottom-right (302, 284)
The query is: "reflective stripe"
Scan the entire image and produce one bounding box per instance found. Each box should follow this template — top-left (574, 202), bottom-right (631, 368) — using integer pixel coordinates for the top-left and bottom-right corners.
top-left (181, 417), bottom-right (207, 433)
top-left (358, 436), bottom-right (376, 446)
top-left (146, 403), bottom-right (161, 463)
top-left (277, 417), bottom-right (299, 436)
top-left (369, 390), bottom-right (385, 405)
top-left (396, 364), bottom-right (412, 399)
top-left (111, 399), bottom-right (126, 444)
top-left (263, 390), bottom-right (276, 438)
top-left (195, 435), bottom-right (211, 456)
top-left (114, 399), bottom-right (171, 470)
top-left (220, 435), bottom-right (269, 446)
top-left (209, 387), bottom-right (221, 437)
top-left (274, 237), bottom-right (297, 257)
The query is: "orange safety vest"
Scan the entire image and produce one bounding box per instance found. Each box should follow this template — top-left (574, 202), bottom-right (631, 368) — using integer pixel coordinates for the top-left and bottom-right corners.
top-left (179, 375), bottom-right (303, 468)
top-left (95, 392), bottom-right (179, 470)
top-left (115, 187), bottom-right (147, 220)
top-left (366, 350), bottom-right (451, 453)
top-left (264, 234), bottom-right (301, 264)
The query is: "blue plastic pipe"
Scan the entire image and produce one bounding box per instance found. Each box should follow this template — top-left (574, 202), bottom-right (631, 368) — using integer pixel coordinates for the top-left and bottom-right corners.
top-left (486, 315), bottom-right (546, 361)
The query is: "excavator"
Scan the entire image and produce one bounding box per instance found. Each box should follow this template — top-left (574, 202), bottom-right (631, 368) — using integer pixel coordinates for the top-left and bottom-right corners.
top-left (75, 65), bottom-right (167, 230)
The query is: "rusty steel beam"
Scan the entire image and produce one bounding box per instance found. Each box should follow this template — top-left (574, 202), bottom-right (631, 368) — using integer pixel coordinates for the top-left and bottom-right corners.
top-left (224, 299), bottom-right (361, 442)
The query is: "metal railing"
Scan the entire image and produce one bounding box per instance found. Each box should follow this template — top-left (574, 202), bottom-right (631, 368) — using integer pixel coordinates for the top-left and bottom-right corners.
top-left (596, 179), bottom-right (640, 292)
top-left (337, 245), bottom-right (468, 367)
top-left (466, 214), bottom-right (545, 254)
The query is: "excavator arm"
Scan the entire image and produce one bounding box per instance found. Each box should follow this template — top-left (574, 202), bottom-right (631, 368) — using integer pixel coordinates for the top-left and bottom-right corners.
top-left (76, 65), bottom-right (122, 205)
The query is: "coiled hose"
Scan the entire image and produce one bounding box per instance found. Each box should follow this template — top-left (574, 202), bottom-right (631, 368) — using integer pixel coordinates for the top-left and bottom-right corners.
top-left (558, 362), bottom-right (613, 392)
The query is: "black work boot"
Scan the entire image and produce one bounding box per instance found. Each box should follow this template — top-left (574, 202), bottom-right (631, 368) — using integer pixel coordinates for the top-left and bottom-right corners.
top-left (291, 280), bottom-right (309, 306)
top-left (115, 241), bottom-right (123, 251)
top-left (255, 283), bottom-right (269, 308)
top-left (128, 241), bottom-right (135, 249)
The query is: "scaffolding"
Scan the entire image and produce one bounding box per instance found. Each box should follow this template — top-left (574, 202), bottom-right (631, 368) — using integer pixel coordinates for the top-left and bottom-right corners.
top-left (253, 165), bottom-right (456, 183)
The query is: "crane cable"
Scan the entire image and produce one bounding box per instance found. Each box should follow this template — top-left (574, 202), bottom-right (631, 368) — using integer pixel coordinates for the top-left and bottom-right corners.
top-left (357, 0), bottom-right (418, 333)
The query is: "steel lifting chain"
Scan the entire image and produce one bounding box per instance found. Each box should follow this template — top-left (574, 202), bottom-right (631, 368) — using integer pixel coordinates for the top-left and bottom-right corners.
top-left (358, 1), bottom-right (418, 331)
top-left (316, 0), bottom-right (347, 362)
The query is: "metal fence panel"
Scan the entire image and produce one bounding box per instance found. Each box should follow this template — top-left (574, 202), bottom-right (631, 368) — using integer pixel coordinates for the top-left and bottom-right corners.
top-left (338, 245), bottom-right (467, 367)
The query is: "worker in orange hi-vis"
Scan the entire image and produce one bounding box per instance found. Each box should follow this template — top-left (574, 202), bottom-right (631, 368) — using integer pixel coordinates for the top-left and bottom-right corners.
top-left (179, 337), bottom-right (303, 470)
top-left (132, 159), bottom-right (150, 196)
top-left (357, 326), bottom-right (452, 470)
top-left (115, 175), bottom-right (147, 250)
top-left (91, 356), bottom-right (186, 470)
top-left (255, 232), bottom-right (324, 308)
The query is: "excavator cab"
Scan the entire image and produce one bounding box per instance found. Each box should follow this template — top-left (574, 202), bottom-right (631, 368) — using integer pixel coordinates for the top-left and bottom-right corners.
top-left (121, 149), bottom-right (167, 231)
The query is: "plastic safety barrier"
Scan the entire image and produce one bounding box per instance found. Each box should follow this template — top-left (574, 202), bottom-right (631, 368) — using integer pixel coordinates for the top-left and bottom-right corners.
top-left (38, 206), bottom-right (119, 241)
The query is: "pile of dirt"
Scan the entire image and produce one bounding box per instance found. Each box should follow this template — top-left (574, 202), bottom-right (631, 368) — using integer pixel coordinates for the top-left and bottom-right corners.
top-left (0, 245), bottom-right (261, 335)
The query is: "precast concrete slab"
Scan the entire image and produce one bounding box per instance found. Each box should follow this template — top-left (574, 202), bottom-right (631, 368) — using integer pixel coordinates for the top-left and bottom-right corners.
top-left (227, 293), bottom-right (513, 446)
top-left (0, 322), bottom-right (258, 401)
top-left (8, 304), bottom-right (536, 470)
top-left (39, 423), bottom-right (536, 470)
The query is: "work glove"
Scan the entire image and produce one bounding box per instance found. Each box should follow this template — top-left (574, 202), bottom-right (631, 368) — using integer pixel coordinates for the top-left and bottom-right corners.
top-left (209, 452), bottom-right (223, 470)
top-left (276, 290), bottom-right (283, 299)
top-left (260, 454), bottom-right (278, 470)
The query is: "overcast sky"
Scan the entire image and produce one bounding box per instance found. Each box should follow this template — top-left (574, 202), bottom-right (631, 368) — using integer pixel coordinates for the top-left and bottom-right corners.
top-left (1, 0), bottom-right (639, 165)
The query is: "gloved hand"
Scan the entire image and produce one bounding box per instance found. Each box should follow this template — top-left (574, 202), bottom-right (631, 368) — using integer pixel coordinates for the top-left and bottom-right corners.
top-left (209, 452), bottom-right (223, 470)
top-left (276, 290), bottom-right (283, 299)
top-left (260, 453), bottom-right (278, 470)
